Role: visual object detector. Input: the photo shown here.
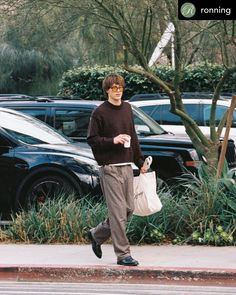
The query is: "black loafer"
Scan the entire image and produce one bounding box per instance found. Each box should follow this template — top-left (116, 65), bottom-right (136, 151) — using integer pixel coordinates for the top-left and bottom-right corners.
top-left (117, 256), bottom-right (139, 266)
top-left (87, 230), bottom-right (102, 259)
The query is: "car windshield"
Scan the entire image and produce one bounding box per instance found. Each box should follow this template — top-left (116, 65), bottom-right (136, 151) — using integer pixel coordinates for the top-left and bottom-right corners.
top-left (131, 105), bottom-right (166, 136)
top-left (0, 109), bottom-right (70, 145)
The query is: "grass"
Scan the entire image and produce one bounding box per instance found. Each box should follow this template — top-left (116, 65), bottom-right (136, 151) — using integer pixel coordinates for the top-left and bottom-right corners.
top-left (0, 165), bottom-right (235, 245)
top-left (0, 196), bottom-right (107, 244)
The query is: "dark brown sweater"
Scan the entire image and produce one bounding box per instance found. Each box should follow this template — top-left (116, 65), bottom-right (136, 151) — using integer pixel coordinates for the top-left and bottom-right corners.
top-left (87, 100), bottom-right (144, 168)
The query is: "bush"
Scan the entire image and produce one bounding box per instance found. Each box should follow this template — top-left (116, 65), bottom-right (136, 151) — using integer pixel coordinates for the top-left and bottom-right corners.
top-left (58, 63), bottom-right (236, 100)
top-left (167, 165), bottom-right (236, 245)
top-left (58, 65), bottom-right (162, 100)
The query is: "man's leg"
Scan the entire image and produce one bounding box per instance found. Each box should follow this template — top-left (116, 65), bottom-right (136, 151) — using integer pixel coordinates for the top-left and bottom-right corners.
top-left (98, 165), bottom-right (134, 260)
top-left (90, 166), bottom-right (112, 245)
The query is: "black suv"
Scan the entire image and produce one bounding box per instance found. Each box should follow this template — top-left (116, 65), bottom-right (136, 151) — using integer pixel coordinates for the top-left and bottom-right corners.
top-left (0, 107), bottom-right (101, 218)
top-left (1, 98), bottom-right (235, 182)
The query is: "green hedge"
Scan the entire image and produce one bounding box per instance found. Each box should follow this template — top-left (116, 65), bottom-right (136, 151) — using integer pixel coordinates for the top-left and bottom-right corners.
top-left (58, 64), bottom-right (236, 100)
top-left (58, 65), bottom-right (162, 100)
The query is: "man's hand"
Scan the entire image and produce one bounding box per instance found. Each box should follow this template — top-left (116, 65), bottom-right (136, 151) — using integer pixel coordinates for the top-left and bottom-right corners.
top-left (140, 156), bottom-right (152, 173)
top-left (140, 166), bottom-right (148, 174)
top-left (113, 134), bottom-right (130, 145)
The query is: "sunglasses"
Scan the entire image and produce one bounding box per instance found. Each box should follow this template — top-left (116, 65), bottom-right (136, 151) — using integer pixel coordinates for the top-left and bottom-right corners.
top-left (110, 85), bottom-right (124, 92)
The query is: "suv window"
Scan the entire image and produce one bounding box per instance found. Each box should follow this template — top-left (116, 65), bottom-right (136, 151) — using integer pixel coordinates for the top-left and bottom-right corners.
top-left (54, 108), bottom-right (92, 138)
top-left (140, 105), bottom-right (156, 116)
top-left (132, 107), bottom-right (164, 135)
top-left (11, 108), bottom-right (47, 122)
top-left (151, 104), bottom-right (200, 125)
top-left (203, 104), bottom-right (236, 127)
top-left (0, 109), bottom-right (69, 145)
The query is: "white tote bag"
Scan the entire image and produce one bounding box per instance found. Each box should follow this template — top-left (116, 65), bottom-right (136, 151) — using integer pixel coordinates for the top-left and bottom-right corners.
top-left (133, 171), bottom-right (162, 216)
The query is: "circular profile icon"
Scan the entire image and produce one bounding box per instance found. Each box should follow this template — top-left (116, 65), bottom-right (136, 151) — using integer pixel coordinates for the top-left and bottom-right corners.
top-left (180, 2), bottom-right (196, 18)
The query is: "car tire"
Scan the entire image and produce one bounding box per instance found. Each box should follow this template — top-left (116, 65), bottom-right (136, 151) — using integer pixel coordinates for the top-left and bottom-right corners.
top-left (20, 174), bottom-right (79, 211)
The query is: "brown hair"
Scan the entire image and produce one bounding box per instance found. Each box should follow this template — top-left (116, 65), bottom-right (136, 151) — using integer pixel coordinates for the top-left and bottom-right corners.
top-left (102, 74), bottom-right (125, 98)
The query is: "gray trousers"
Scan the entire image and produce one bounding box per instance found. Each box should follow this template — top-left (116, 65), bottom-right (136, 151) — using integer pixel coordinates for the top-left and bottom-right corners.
top-left (91, 165), bottom-right (134, 260)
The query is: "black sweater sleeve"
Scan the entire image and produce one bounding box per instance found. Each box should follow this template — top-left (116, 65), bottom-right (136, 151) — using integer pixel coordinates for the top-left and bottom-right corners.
top-left (87, 112), bottom-right (113, 149)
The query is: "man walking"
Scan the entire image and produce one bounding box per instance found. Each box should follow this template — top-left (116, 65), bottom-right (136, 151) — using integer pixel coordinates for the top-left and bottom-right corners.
top-left (87, 73), bottom-right (147, 266)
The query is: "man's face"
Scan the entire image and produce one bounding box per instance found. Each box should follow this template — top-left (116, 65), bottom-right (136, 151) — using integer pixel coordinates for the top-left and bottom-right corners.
top-left (106, 84), bottom-right (123, 102)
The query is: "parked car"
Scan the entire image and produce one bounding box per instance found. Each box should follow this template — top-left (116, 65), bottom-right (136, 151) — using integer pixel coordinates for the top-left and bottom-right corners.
top-left (131, 98), bottom-right (236, 144)
top-left (1, 98), bottom-right (235, 185)
top-left (129, 92), bottom-right (227, 102)
top-left (0, 107), bottom-right (101, 219)
top-left (220, 92), bottom-right (235, 99)
top-left (0, 94), bottom-right (34, 100)
top-left (129, 93), bottom-right (166, 102)
top-left (180, 92), bottom-right (215, 99)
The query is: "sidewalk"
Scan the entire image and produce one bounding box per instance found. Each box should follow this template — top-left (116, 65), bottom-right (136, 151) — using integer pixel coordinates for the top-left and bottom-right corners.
top-left (0, 244), bottom-right (236, 285)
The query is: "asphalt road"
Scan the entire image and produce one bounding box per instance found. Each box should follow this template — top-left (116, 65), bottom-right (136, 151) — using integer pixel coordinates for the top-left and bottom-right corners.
top-left (0, 282), bottom-right (235, 295)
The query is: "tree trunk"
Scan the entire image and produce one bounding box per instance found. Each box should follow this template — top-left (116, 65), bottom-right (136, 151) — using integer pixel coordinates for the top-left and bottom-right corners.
top-left (204, 145), bottom-right (219, 176)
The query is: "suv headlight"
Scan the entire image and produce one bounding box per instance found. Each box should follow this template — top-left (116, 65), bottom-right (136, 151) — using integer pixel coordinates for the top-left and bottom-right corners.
top-left (188, 149), bottom-right (200, 160)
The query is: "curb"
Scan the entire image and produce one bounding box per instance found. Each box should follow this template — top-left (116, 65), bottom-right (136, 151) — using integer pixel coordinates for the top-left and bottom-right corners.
top-left (1, 265), bottom-right (236, 285)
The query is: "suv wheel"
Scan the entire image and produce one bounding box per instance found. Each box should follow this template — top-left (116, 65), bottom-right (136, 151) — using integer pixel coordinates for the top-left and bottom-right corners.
top-left (21, 175), bottom-right (78, 210)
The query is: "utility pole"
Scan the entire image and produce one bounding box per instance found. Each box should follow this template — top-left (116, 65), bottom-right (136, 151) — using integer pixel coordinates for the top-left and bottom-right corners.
top-left (171, 34), bottom-right (175, 69)
top-left (148, 22), bottom-right (175, 67)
